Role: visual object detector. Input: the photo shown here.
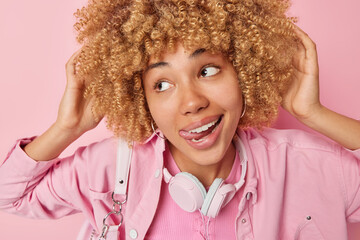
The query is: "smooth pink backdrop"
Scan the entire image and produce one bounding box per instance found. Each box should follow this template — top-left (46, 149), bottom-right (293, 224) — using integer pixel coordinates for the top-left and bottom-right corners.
top-left (0, 0), bottom-right (359, 239)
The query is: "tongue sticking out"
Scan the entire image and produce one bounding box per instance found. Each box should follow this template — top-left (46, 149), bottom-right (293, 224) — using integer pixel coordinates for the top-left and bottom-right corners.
top-left (179, 117), bottom-right (221, 140)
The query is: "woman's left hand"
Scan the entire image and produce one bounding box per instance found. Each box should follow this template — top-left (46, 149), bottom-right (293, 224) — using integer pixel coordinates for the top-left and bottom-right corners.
top-left (281, 25), bottom-right (322, 121)
top-left (282, 25), bottom-right (360, 150)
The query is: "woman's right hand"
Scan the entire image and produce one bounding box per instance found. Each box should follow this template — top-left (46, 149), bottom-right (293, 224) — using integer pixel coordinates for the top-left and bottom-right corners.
top-left (55, 49), bottom-right (103, 138)
top-left (24, 50), bottom-right (103, 161)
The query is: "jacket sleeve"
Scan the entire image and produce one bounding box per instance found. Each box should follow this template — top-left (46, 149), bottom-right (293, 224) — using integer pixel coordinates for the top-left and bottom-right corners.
top-left (0, 137), bottom-right (91, 219)
top-left (341, 147), bottom-right (360, 222)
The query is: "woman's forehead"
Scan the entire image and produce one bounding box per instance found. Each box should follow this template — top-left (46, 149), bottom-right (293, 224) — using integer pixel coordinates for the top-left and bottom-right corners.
top-left (147, 42), bottom-right (225, 66)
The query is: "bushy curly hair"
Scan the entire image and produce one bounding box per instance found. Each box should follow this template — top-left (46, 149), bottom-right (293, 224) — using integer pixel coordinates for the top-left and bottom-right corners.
top-left (74, 0), bottom-right (298, 142)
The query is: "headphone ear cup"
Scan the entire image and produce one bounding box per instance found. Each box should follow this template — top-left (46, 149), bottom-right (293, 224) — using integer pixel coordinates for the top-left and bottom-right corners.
top-left (168, 172), bottom-right (207, 212)
top-left (219, 184), bottom-right (237, 207)
top-left (201, 180), bottom-right (236, 218)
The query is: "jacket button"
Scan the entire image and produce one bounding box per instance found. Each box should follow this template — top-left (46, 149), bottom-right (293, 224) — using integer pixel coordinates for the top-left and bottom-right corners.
top-left (242, 218), bottom-right (247, 223)
top-left (246, 192), bottom-right (252, 200)
top-left (129, 229), bottom-right (138, 239)
top-left (154, 169), bottom-right (160, 178)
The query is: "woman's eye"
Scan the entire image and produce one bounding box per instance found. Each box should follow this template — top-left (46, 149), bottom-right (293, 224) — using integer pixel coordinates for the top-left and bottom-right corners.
top-left (200, 66), bottom-right (220, 77)
top-left (154, 81), bottom-right (172, 92)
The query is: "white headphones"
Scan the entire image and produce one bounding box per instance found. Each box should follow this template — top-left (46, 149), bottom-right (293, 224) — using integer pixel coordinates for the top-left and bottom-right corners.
top-left (163, 137), bottom-right (247, 218)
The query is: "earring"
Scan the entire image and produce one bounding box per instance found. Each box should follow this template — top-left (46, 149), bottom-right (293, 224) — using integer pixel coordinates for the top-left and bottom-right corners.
top-left (151, 121), bottom-right (166, 139)
top-left (240, 97), bottom-right (246, 119)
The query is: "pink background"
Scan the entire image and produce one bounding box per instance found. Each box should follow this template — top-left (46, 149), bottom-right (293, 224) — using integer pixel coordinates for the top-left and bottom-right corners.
top-left (0, 0), bottom-right (359, 239)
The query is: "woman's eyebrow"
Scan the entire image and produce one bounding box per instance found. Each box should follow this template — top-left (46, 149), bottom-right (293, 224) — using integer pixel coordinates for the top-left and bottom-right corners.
top-left (144, 48), bottom-right (206, 73)
top-left (146, 62), bottom-right (169, 72)
top-left (189, 48), bottom-right (206, 58)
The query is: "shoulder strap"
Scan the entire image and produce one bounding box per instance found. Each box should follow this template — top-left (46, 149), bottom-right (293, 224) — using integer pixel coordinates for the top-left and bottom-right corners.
top-left (233, 135), bottom-right (248, 191)
top-left (114, 138), bottom-right (132, 196)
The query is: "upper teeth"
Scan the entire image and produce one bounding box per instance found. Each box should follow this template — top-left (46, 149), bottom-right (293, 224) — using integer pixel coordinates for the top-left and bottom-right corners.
top-left (189, 119), bottom-right (218, 134)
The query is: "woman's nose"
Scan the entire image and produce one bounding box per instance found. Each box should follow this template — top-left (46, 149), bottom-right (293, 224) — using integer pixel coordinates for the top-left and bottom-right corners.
top-left (179, 83), bottom-right (209, 115)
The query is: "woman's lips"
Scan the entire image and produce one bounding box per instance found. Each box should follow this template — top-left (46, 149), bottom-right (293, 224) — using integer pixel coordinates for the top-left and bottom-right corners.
top-left (179, 115), bottom-right (224, 150)
top-left (179, 116), bottom-right (222, 140)
top-left (180, 115), bottom-right (222, 132)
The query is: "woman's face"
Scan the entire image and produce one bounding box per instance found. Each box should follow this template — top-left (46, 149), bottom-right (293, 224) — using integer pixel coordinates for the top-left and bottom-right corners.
top-left (143, 44), bottom-right (243, 168)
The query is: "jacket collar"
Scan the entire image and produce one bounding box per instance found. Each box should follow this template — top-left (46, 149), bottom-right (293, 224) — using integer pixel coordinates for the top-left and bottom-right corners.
top-left (237, 129), bottom-right (258, 207)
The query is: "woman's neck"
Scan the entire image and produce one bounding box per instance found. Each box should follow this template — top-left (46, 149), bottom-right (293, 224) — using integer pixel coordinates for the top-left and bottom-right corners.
top-left (169, 142), bottom-right (236, 187)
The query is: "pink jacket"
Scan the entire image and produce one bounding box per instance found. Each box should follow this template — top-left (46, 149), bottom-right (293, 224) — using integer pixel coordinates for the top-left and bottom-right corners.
top-left (1, 128), bottom-right (360, 240)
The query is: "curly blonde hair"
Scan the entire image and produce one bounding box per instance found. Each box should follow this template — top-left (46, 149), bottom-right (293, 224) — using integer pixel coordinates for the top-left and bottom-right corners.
top-left (74, 0), bottom-right (298, 142)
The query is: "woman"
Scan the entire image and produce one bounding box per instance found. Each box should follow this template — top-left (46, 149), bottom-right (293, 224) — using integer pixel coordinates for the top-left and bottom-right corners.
top-left (1, 0), bottom-right (359, 239)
